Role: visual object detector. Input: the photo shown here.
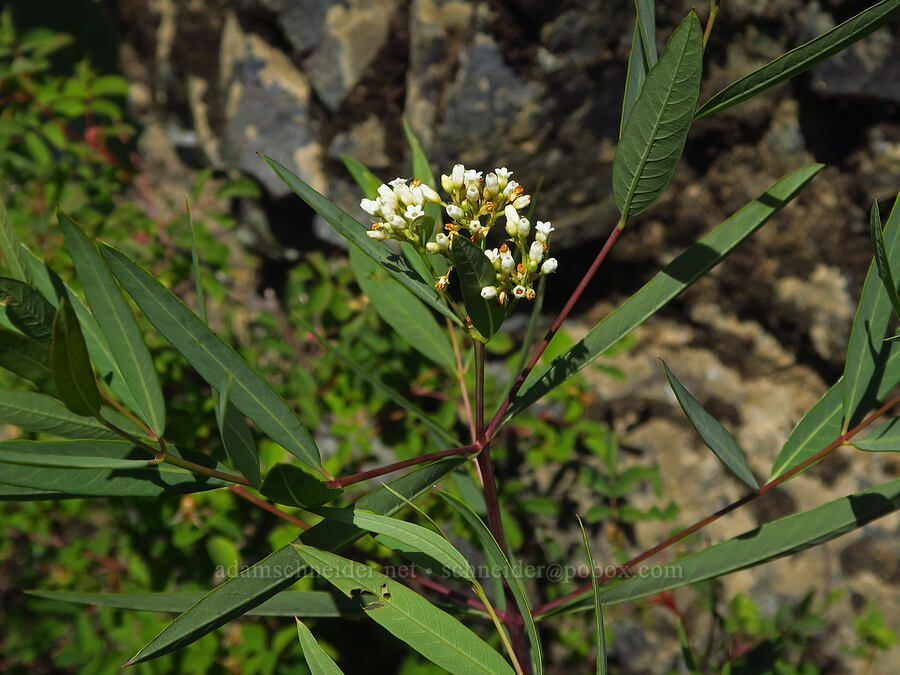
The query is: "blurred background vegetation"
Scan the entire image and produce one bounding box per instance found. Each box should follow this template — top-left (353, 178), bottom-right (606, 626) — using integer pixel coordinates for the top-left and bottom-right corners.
top-left (1, 1), bottom-right (897, 673)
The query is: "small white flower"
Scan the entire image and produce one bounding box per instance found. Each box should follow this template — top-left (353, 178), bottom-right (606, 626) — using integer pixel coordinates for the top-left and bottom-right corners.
top-left (512, 285), bottom-right (527, 298)
top-left (394, 181), bottom-right (414, 205)
top-left (405, 204), bottom-right (424, 221)
top-left (446, 204), bottom-right (464, 220)
top-left (480, 286), bottom-right (498, 299)
top-left (426, 241), bottom-right (441, 253)
top-left (360, 198), bottom-right (380, 215)
top-left (541, 257), bottom-right (558, 274)
top-left (469, 218), bottom-right (482, 234)
top-left (513, 194), bottom-right (531, 210)
top-left (420, 184), bottom-right (441, 203)
top-left (441, 173), bottom-right (454, 193)
top-left (500, 251), bottom-right (515, 274)
top-left (535, 220), bottom-right (554, 243)
top-left (410, 185), bottom-right (424, 206)
top-left (495, 167), bottom-right (512, 189)
top-left (435, 233), bottom-right (450, 250)
top-left (377, 184), bottom-right (398, 209)
top-left (451, 164), bottom-right (465, 189)
top-left (484, 248), bottom-right (499, 264)
top-left (504, 204), bottom-right (520, 235)
top-left (529, 240), bottom-right (544, 263)
top-left (389, 177), bottom-right (407, 187)
top-left (367, 230), bottom-right (387, 240)
top-left (503, 180), bottom-right (519, 197)
top-left (485, 172), bottom-right (499, 196)
top-left (388, 214), bottom-right (406, 230)
top-left (465, 184), bottom-right (479, 204)
top-left (464, 169), bottom-right (482, 186)
top-left (517, 217), bottom-right (530, 237)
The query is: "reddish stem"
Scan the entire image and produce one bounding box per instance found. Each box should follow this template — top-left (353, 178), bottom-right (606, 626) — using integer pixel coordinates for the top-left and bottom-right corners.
top-left (227, 485), bottom-right (311, 530)
top-left (327, 444), bottom-right (480, 488)
top-left (485, 223), bottom-right (624, 440)
top-left (532, 391), bottom-right (900, 618)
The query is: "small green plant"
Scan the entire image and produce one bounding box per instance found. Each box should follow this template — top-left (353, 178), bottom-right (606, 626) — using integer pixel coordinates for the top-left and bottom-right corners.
top-left (2, 2), bottom-right (900, 673)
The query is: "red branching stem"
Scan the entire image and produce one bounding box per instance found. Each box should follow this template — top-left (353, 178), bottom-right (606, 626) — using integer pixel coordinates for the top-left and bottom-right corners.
top-left (485, 222), bottom-right (624, 440)
top-left (227, 485), bottom-right (311, 530)
top-left (327, 444), bottom-right (480, 488)
top-left (532, 391), bottom-right (900, 618)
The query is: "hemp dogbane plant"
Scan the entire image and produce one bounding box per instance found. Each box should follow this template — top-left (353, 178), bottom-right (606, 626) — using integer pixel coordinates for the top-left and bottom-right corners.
top-left (3, 2), bottom-right (900, 673)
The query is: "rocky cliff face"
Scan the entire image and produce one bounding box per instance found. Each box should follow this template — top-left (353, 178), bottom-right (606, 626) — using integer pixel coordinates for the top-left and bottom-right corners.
top-left (108, 0), bottom-right (899, 670)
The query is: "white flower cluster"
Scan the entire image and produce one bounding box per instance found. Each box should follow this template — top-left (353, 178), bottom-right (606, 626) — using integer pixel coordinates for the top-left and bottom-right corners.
top-left (360, 177), bottom-right (441, 245)
top-left (359, 164), bottom-right (558, 302)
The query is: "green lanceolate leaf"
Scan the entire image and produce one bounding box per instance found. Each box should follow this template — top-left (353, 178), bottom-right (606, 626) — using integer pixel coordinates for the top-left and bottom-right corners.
top-left (60, 214), bottom-right (165, 434)
top-left (0, 440), bottom-right (229, 497)
top-left (0, 199), bottom-right (30, 282)
top-left (545, 478), bottom-right (900, 616)
top-left (127, 457), bottom-right (465, 665)
top-left (403, 118), bottom-right (443, 245)
top-left (340, 154), bottom-right (382, 201)
top-left (771, 340), bottom-right (900, 479)
top-left (695, 0), bottom-right (900, 119)
top-left (870, 198), bottom-right (900, 321)
top-left (438, 491), bottom-right (543, 675)
top-left (507, 164), bottom-right (824, 424)
top-left (215, 380), bottom-right (261, 487)
top-left (26, 590), bottom-right (361, 617)
top-left (0, 484), bottom-right (66, 501)
top-left (451, 235), bottom-right (506, 340)
top-left (0, 448), bottom-right (153, 470)
top-left (262, 154), bottom-right (460, 326)
top-left (292, 545), bottom-right (515, 675)
top-left (0, 391), bottom-right (120, 439)
top-left (0, 326), bottom-right (53, 390)
top-left (293, 309), bottom-right (458, 447)
top-left (613, 11), bottom-right (702, 218)
top-left (853, 418), bottom-right (900, 452)
top-left (0, 276), bottom-right (54, 342)
top-left (261, 464), bottom-right (342, 508)
top-left (21, 246), bottom-right (141, 413)
top-left (577, 517), bottom-right (607, 675)
top-left (318, 508), bottom-right (474, 581)
top-left (843, 191), bottom-right (900, 428)
top-left (295, 619), bottom-right (345, 675)
top-left (620, 0), bottom-right (657, 137)
top-left (661, 359), bottom-right (758, 488)
top-left (100, 245), bottom-right (321, 470)
top-left (50, 299), bottom-right (101, 417)
top-left (349, 246), bottom-right (455, 369)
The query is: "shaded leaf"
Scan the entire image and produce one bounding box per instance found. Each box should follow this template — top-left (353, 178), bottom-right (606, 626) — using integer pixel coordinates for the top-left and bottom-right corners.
top-left (0, 199), bottom-right (29, 282)
top-left (293, 545), bottom-right (515, 675)
top-left (0, 327), bottom-right (54, 390)
top-left (620, 0), bottom-right (657, 137)
top-left (340, 154), bottom-right (382, 201)
top-left (403, 118), bottom-right (443, 247)
top-left (545, 479), bottom-right (900, 616)
top-left (613, 12), bottom-right (702, 218)
top-left (127, 458), bottom-right (466, 664)
top-left (0, 276), bottom-right (54, 342)
top-left (100, 245), bottom-right (321, 470)
top-left (60, 214), bottom-right (165, 434)
top-left (853, 418), bottom-right (900, 452)
top-left (695, 0), bottom-right (900, 119)
top-left (261, 464), bottom-right (342, 508)
top-left (26, 590), bottom-right (361, 617)
top-left (50, 299), bottom-right (101, 417)
top-left (0, 391), bottom-right (120, 439)
top-left (577, 517), bottom-right (607, 675)
top-left (0, 448), bottom-right (152, 470)
top-left (295, 619), bottom-right (345, 675)
top-left (843, 191), bottom-right (900, 427)
top-left (438, 491), bottom-right (543, 675)
top-left (262, 154), bottom-right (460, 325)
top-left (870, 198), bottom-right (900, 321)
top-left (0, 440), bottom-right (230, 497)
top-left (451, 235), bottom-right (506, 340)
top-left (661, 359), bottom-right (758, 488)
top-left (507, 164), bottom-right (824, 423)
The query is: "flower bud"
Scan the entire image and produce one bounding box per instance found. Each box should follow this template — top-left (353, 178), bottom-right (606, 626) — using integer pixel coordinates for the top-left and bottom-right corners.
top-left (504, 204), bottom-right (519, 231)
top-left (466, 183), bottom-right (480, 203)
top-left (529, 240), bottom-right (544, 263)
top-left (420, 184), bottom-right (441, 203)
top-left (410, 185), bottom-right (424, 206)
top-left (377, 184), bottom-right (398, 209)
top-left (485, 172), bottom-right (499, 196)
top-left (480, 286), bottom-right (498, 300)
top-left (541, 257), bottom-right (558, 274)
top-left (446, 204), bottom-right (464, 221)
top-left (441, 173), bottom-right (454, 193)
top-left (367, 230), bottom-right (387, 240)
top-left (425, 242), bottom-right (441, 253)
top-left (435, 233), bottom-right (450, 250)
top-left (360, 198), bottom-right (380, 215)
top-left (501, 251), bottom-right (515, 274)
top-left (388, 214), bottom-right (406, 230)
top-left (513, 194), bottom-right (531, 209)
top-left (451, 164), bottom-right (465, 189)
top-left (517, 217), bottom-right (530, 237)
top-left (394, 181), bottom-right (414, 205)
